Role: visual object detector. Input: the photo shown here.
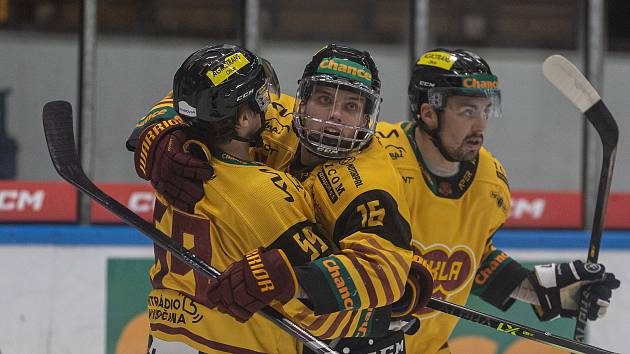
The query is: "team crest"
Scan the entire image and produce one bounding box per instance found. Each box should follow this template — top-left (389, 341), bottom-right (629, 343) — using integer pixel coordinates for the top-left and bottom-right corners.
top-left (438, 182), bottom-right (453, 196)
top-left (411, 241), bottom-right (476, 319)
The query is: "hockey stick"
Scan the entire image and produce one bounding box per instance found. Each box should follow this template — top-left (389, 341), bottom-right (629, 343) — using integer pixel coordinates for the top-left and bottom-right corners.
top-left (43, 101), bottom-right (618, 354)
top-left (543, 55), bottom-right (619, 342)
top-left (426, 298), bottom-right (616, 354)
top-left (42, 101), bottom-right (338, 354)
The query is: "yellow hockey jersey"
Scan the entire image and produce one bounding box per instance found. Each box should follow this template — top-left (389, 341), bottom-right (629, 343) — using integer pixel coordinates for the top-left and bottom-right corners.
top-left (295, 139), bottom-right (415, 316)
top-left (148, 144), bottom-right (325, 353)
top-left (146, 142), bottom-right (400, 352)
top-left (376, 121), bottom-right (511, 354)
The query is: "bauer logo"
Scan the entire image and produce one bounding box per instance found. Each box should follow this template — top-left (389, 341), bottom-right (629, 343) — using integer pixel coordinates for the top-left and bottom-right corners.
top-left (264, 117), bottom-right (290, 135)
top-left (317, 57), bottom-right (372, 86)
top-left (206, 52), bottom-right (250, 86)
top-left (384, 144), bottom-right (406, 160)
top-left (418, 51), bottom-right (457, 70)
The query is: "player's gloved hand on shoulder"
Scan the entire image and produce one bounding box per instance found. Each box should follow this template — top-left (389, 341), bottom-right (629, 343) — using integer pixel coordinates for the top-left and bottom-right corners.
top-left (134, 124), bottom-right (213, 213)
top-left (390, 252), bottom-right (434, 318)
top-left (525, 260), bottom-right (620, 321)
top-left (206, 248), bottom-right (298, 323)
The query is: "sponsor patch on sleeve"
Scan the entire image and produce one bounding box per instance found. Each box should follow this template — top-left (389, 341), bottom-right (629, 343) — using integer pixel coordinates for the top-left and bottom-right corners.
top-left (313, 256), bottom-right (361, 311)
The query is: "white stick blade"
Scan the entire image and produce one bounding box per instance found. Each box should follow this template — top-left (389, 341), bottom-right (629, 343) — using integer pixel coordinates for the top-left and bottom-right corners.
top-left (542, 55), bottom-right (601, 113)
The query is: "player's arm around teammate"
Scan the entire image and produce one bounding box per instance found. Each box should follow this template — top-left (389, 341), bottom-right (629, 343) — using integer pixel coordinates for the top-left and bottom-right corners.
top-left (144, 44), bottom-right (345, 354)
top-left (138, 44), bottom-right (427, 354)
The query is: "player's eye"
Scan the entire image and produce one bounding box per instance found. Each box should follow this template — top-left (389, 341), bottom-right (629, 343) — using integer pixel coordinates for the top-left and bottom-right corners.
top-left (346, 102), bottom-right (359, 112)
top-left (316, 94), bottom-right (333, 105)
top-left (461, 108), bottom-right (476, 117)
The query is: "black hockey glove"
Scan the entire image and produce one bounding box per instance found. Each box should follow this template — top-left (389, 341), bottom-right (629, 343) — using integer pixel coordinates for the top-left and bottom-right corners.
top-left (525, 260), bottom-right (620, 321)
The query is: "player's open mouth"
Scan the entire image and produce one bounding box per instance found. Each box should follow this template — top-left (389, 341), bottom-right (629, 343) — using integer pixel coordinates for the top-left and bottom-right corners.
top-left (324, 128), bottom-right (341, 136)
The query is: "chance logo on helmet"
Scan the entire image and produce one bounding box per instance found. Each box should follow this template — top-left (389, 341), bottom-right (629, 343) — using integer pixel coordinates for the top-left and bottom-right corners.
top-left (461, 74), bottom-right (499, 89)
top-left (317, 57), bottom-right (373, 86)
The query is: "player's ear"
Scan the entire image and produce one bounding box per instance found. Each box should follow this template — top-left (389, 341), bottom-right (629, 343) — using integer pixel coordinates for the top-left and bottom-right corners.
top-left (420, 103), bottom-right (438, 130)
top-left (235, 105), bottom-right (256, 129)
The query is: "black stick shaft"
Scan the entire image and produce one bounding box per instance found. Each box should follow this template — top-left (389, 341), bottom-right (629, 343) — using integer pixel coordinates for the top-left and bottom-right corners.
top-left (428, 298), bottom-right (615, 354)
top-left (42, 100), bottom-right (337, 354)
top-left (574, 100), bottom-right (619, 342)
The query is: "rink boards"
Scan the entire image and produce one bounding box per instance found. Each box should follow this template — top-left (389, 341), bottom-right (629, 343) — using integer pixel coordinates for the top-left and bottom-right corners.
top-left (0, 226), bottom-right (628, 354)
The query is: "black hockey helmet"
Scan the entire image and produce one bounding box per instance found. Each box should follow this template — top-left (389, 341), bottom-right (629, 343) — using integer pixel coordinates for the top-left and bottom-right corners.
top-left (293, 44), bottom-right (382, 159)
top-left (173, 44), bottom-right (279, 125)
top-left (301, 44), bottom-right (381, 94)
top-left (408, 48), bottom-right (501, 121)
top-left (407, 48), bottom-right (501, 161)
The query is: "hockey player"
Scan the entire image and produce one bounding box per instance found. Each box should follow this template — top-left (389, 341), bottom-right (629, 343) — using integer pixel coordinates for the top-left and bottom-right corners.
top-left (142, 44), bottom-right (324, 353)
top-left (138, 44), bottom-right (434, 354)
top-left (205, 44), bottom-right (434, 353)
top-left (130, 46), bottom-right (620, 353)
top-left (376, 48), bottom-right (621, 353)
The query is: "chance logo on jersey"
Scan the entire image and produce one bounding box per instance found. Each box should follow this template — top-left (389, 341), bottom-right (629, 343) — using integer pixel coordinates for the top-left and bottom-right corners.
top-left (411, 241), bottom-right (476, 318)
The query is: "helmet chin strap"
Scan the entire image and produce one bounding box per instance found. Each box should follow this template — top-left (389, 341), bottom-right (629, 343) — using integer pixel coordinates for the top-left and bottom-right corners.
top-left (418, 112), bottom-right (460, 163)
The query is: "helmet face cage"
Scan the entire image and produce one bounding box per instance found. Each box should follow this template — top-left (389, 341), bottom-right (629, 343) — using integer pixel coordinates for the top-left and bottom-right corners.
top-left (408, 49), bottom-right (502, 121)
top-left (294, 44), bottom-right (382, 159)
top-left (294, 76), bottom-right (380, 159)
top-left (173, 45), bottom-right (276, 125)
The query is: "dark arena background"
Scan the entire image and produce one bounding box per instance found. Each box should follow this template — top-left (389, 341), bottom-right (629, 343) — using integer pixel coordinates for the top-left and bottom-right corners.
top-left (0, 1), bottom-right (629, 353)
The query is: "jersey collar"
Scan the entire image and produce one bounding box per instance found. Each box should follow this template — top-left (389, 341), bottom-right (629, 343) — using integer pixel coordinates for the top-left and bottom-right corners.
top-left (210, 146), bottom-right (264, 166)
top-left (402, 121), bottom-right (479, 199)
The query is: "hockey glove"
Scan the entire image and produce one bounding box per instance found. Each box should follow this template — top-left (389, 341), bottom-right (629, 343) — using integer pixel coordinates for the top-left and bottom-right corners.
top-left (391, 252), bottom-right (434, 318)
top-left (206, 248), bottom-right (298, 322)
top-left (135, 125), bottom-right (213, 213)
top-left (524, 260), bottom-right (620, 321)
